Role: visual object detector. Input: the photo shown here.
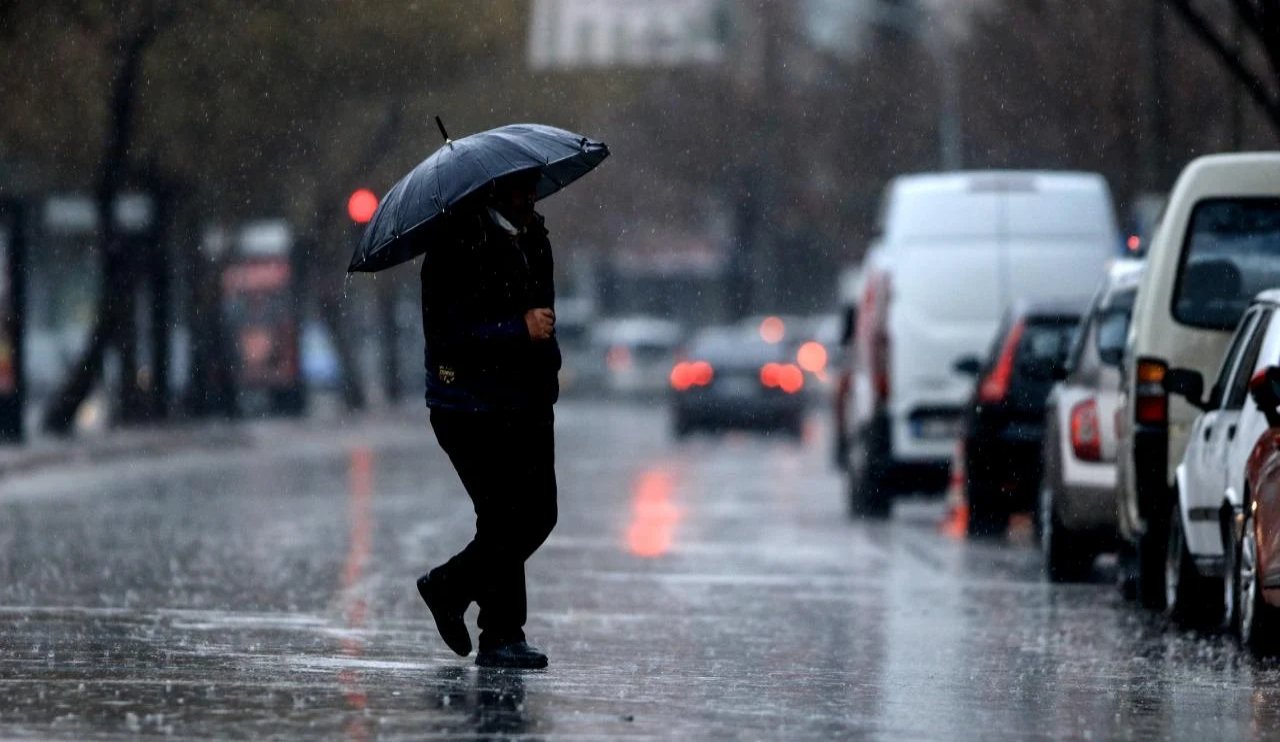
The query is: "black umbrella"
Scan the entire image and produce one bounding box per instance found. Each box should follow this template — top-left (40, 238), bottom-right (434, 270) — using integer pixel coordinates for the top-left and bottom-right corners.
top-left (348, 119), bottom-right (609, 273)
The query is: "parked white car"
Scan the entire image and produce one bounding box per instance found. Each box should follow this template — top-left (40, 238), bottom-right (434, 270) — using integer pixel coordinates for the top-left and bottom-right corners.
top-left (1040, 259), bottom-right (1143, 581)
top-left (844, 171), bottom-right (1118, 517)
top-left (1115, 152), bottom-right (1280, 609)
top-left (1166, 292), bottom-right (1280, 627)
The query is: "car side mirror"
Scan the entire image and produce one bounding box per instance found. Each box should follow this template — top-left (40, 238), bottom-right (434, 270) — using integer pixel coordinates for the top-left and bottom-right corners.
top-left (954, 356), bottom-right (982, 377)
top-left (1249, 366), bottom-right (1280, 428)
top-left (1164, 367), bottom-right (1207, 411)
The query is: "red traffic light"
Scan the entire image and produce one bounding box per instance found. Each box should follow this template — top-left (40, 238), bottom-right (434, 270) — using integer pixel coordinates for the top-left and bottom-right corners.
top-left (347, 188), bottom-right (378, 224)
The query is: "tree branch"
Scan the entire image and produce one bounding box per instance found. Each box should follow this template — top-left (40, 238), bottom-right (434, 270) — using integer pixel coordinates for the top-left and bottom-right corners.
top-left (1165, 0), bottom-right (1280, 136)
top-left (1229, 0), bottom-right (1280, 92)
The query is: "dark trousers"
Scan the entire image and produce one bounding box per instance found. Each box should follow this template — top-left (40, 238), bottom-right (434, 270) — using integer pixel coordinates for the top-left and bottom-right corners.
top-left (429, 406), bottom-right (557, 649)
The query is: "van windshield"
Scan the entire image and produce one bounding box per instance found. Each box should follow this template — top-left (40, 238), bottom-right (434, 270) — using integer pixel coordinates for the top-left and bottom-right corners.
top-left (1174, 198), bottom-right (1280, 330)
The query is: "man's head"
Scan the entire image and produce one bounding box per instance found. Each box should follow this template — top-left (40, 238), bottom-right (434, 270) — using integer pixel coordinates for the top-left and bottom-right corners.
top-left (491, 169), bottom-right (541, 228)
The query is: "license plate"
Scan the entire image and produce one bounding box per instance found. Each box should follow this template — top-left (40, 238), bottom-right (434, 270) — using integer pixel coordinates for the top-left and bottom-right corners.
top-left (914, 417), bottom-right (961, 439)
top-left (716, 378), bottom-right (757, 396)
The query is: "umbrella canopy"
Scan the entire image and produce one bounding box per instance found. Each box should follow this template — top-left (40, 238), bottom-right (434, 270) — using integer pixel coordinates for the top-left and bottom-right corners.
top-left (348, 122), bottom-right (609, 273)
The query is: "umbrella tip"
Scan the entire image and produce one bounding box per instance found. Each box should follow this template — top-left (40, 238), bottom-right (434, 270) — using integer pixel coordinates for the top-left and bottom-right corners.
top-left (435, 116), bottom-right (452, 147)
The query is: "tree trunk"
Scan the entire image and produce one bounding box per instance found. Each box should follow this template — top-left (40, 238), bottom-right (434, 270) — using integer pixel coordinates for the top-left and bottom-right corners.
top-left (41, 21), bottom-right (160, 435)
top-left (319, 290), bottom-right (367, 410)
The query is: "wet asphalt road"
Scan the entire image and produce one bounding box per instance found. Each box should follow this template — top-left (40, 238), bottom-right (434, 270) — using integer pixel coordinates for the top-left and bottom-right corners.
top-left (3, 400), bottom-right (1280, 740)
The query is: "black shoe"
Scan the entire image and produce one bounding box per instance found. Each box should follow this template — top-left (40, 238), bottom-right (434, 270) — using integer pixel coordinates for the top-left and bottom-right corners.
top-left (475, 641), bottom-right (548, 669)
top-left (416, 571), bottom-right (471, 657)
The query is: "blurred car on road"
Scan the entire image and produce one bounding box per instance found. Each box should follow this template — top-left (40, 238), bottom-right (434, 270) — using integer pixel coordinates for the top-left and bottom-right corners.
top-left (958, 299), bottom-right (1086, 536)
top-left (844, 170), bottom-right (1118, 518)
top-left (669, 325), bottom-right (806, 438)
top-left (734, 313), bottom-right (840, 405)
top-left (1039, 260), bottom-right (1142, 581)
top-left (1116, 152), bottom-right (1280, 610)
top-left (584, 316), bottom-right (682, 398)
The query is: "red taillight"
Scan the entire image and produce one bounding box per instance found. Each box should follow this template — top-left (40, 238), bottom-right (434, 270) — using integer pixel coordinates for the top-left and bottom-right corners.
top-left (761, 362), bottom-right (781, 388)
top-left (779, 364), bottom-right (804, 394)
top-left (671, 360), bottom-right (714, 391)
top-left (797, 341), bottom-right (828, 374)
top-left (1134, 357), bottom-right (1168, 426)
top-left (691, 361), bottom-right (713, 386)
top-left (861, 271), bottom-right (892, 403)
top-left (979, 321), bottom-right (1025, 404)
top-left (1070, 399), bottom-right (1102, 462)
top-left (761, 363), bottom-right (804, 394)
top-left (607, 345), bottom-right (632, 372)
top-left (760, 316), bottom-right (785, 344)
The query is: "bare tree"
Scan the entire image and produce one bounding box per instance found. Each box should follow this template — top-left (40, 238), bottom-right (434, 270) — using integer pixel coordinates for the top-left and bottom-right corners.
top-left (41, 4), bottom-right (178, 435)
top-left (1164, 0), bottom-right (1280, 137)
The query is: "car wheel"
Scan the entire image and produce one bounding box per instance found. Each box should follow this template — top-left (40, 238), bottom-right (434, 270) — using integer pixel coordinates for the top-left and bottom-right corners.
top-left (1137, 502), bottom-right (1170, 611)
top-left (1165, 501), bottom-right (1224, 628)
top-left (1117, 541), bottom-right (1139, 601)
top-left (1238, 505), bottom-right (1280, 655)
top-left (848, 420), bottom-right (892, 520)
top-left (966, 477), bottom-right (1007, 538)
top-left (1044, 497), bottom-right (1093, 582)
top-left (965, 443), bottom-right (1007, 537)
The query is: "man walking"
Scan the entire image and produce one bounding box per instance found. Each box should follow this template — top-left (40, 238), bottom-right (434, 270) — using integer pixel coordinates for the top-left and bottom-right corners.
top-left (416, 168), bottom-right (560, 669)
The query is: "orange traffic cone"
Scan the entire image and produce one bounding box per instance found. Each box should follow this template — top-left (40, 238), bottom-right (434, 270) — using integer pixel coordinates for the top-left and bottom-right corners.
top-left (940, 439), bottom-right (969, 539)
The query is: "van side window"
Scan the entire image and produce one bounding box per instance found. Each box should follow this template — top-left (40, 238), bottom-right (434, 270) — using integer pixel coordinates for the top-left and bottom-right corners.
top-left (1173, 198), bottom-right (1280, 331)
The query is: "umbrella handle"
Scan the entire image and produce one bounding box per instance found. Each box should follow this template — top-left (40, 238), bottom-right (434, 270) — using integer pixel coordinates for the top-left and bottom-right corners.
top-left (435, 116), bottom-right (452, 146)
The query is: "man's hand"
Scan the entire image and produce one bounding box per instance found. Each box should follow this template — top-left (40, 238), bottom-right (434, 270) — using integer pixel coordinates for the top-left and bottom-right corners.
top-left (524, 308), bottom-right (556, 341)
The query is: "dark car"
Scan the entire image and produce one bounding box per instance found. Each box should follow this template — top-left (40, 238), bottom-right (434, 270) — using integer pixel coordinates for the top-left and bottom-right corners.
top-left (670, 326), bottom-right (806, 438)
top-left (959, 300), bottom-right (1086, 536)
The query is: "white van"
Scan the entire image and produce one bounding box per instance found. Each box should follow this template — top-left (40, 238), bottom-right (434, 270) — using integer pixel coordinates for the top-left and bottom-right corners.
top-left (844, 171), bottom-right (1119, 517)
top-left (1115, 152), bottom-right (1280, 610)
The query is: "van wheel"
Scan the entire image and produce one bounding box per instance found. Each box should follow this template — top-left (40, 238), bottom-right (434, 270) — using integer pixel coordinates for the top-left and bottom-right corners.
top-left (1165, 502), bottom-right (1224, 628)
top-left (1117, 542), bottom-right (1139, 600)
top-left (1137, 504), bottom-right (1170, 611)
top-left (848, 420), bottom-right (892, 520)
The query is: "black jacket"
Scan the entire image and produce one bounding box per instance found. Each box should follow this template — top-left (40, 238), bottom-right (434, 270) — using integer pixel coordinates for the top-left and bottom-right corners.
top-left (420, 209), bottom-right (561, 412)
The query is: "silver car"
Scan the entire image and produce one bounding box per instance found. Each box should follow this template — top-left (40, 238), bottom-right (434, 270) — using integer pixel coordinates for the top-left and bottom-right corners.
top-left (1040, 260), bottom-right (1143, 581)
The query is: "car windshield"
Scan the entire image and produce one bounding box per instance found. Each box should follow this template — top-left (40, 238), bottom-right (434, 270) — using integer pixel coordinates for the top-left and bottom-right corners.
top-left (1016, 318), bottom-right (1078, 367)
top-left (688, 330), bottom-right (785, 367)
top-left (1174, 198), bottom-right (1280, 330)
top-left (1095, 287), bottom-right (1136, 365)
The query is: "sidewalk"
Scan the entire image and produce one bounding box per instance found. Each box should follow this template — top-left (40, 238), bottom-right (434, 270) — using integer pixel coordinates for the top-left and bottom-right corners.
top-left (0, 401), bottom-right (431, 479)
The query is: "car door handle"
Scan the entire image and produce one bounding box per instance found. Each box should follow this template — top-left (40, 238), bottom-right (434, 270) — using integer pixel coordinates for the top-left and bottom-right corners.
top-left (1228, 424), bottom-right (1237, 441)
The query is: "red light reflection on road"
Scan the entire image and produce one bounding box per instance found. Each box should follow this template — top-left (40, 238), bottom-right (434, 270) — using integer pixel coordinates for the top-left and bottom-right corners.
top-left (340, 447), bottom-right (374, 742)
top-left (626, 469), bottom-right (683, 558)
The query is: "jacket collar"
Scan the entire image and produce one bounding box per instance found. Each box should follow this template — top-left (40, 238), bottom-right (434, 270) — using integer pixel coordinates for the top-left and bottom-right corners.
top-left (486, 207), bottom-right (520, 236)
